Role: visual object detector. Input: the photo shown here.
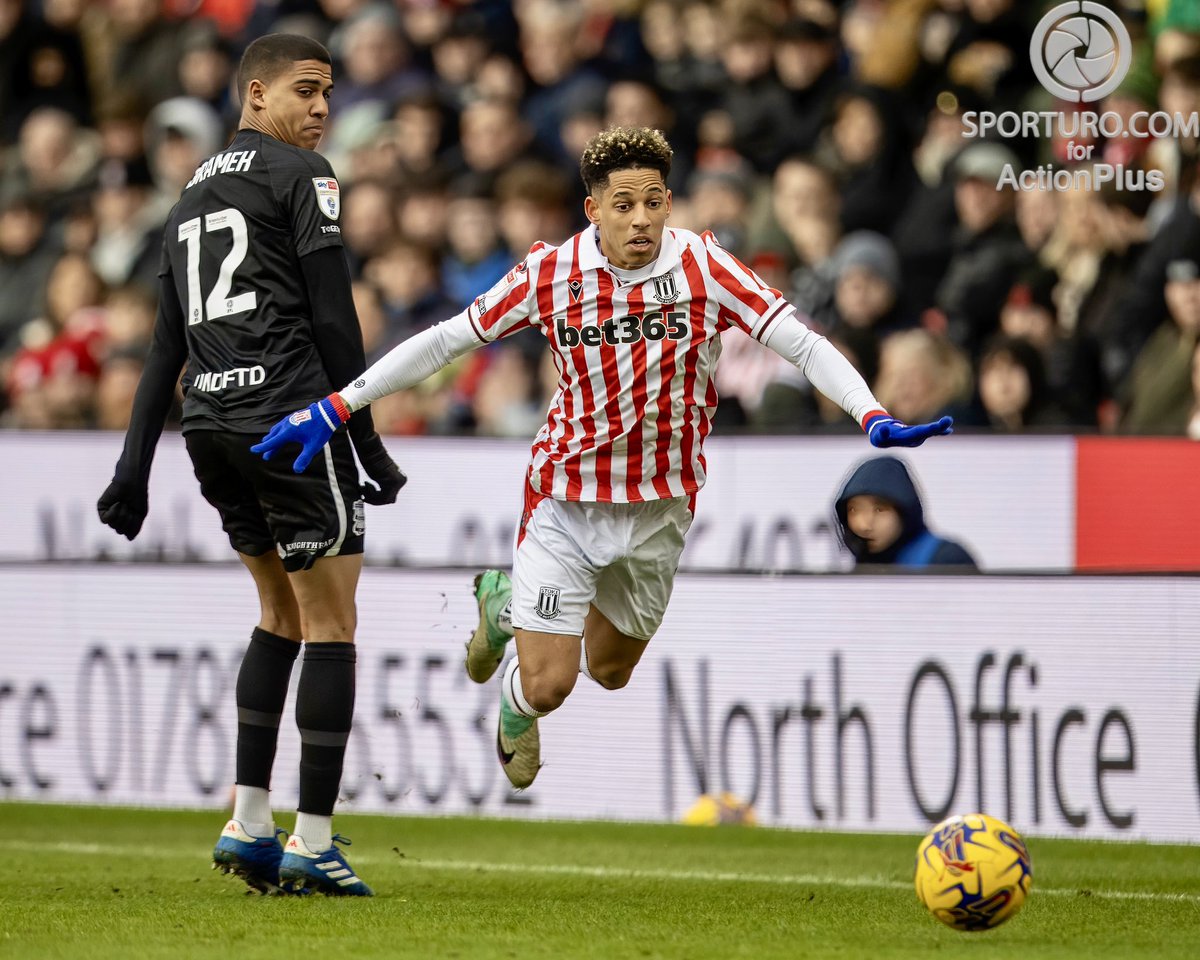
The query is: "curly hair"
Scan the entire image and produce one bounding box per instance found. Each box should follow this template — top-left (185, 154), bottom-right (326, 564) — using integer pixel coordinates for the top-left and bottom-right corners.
top-left (579, 126), bottom-right (673, 195)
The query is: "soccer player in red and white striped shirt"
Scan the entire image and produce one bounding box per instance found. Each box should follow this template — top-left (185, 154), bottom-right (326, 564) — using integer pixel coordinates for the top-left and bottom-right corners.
top-left (254, 127), bottom-right (952, 789)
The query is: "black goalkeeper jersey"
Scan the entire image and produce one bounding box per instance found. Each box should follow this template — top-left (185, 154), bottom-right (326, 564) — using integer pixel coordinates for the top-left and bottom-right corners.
top-left (160, 129), bottom-right (345, 433)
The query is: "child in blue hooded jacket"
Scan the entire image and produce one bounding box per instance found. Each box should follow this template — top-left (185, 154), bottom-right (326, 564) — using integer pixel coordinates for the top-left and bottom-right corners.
top-left (835, 455), bottom-right (977, 569)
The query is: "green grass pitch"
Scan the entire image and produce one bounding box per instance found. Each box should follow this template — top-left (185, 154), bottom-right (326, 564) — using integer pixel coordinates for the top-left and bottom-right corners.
top-left (2, 803), bottom-right (1198, 959)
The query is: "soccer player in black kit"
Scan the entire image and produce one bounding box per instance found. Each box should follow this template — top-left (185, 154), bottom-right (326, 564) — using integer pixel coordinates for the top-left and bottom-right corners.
top-left (96, 35), bottom-right (403, 897)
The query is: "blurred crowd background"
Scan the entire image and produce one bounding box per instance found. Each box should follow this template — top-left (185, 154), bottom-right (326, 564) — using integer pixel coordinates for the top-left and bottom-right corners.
top-left (2, 0), bottom-right (1200, 438)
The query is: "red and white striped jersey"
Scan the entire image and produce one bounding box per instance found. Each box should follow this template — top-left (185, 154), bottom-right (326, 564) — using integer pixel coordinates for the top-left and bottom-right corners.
top-left (464, 225), bottom-right (810, 502)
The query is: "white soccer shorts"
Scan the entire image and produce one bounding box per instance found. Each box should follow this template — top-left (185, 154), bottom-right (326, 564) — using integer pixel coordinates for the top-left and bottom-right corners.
top-left (510, 487), bottom-right (694, 641)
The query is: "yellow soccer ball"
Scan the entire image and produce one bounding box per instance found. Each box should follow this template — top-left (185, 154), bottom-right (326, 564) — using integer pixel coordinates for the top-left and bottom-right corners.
top-left (914, 813), bottom-right (1033, 931)
top-left (680, 792), bottom-right (757, 826)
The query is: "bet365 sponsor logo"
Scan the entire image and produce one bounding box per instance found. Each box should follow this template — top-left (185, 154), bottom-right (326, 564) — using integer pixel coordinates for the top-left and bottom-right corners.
top-left (555, 311), bottom-right (688, 347)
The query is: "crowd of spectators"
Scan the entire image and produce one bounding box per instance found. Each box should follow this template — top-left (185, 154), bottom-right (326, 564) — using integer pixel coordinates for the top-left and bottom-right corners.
top-left (2, 0), bottom-right (1200, 438)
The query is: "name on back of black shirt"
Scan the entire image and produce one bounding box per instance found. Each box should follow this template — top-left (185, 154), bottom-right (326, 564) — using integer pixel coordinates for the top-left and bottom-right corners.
top-left (185, 149), bottom-right (257, 189)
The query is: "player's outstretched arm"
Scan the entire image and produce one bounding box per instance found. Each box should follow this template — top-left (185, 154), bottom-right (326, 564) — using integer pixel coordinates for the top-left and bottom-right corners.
top-left (97, 269), bottom-right (188, 540)
top-left (700, 233), bottom-right (953, 447)
top-left (760, 312), bottom-right (954, 446)
top-left (253, 310), bottom-right (485, 473)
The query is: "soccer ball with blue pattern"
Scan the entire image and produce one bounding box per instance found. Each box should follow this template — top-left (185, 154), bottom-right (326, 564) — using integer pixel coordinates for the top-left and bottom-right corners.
top-left (914, 812), bottom-right (1033, 931)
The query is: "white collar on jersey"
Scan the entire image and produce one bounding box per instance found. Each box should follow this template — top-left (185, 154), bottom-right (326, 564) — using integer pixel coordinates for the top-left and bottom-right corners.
top-left (577, 224), bottom-right (681, 277)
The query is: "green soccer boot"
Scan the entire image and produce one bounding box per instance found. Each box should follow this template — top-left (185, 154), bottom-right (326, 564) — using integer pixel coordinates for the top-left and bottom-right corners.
top-left (465, 569), bottom-right (514, 683)
top-left (497, 698), bottom-right (541, 789)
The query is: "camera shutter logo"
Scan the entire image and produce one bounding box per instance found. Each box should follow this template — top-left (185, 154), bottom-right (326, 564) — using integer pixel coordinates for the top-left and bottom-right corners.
top-left (1030, 1), bottom-right (1131, 104)
top-left (536, 586), bottom-right (561, 620)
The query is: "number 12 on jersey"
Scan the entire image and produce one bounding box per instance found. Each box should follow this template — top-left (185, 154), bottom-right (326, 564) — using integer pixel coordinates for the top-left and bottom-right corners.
top-left (178, 207), bottom-right (257, 325)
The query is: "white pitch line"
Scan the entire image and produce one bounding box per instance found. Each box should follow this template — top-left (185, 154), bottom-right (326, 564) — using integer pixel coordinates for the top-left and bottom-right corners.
top-left (12, 841), bottom-right (1200, 905)
top-left (397, 857), bottom-right (1200, 905)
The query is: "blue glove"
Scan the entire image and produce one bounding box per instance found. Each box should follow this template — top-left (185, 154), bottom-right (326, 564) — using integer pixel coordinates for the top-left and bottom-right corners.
top-left (866, 414), bottom-right (954, 448)
top-left (251, 394), bottom-right (351, 473)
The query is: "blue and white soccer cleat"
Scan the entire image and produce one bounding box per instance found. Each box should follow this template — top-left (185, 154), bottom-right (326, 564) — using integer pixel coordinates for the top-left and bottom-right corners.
top-left (279, 834), bottom-right (374, 897)
top-left (212, 819), bottom-right (287, 895)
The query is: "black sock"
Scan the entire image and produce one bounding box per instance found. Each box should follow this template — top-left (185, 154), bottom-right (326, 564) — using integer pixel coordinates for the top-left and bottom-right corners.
top-left (235, 627), bottom-right (301, 789)
top-left (295, 642), bottom-right (356, 816)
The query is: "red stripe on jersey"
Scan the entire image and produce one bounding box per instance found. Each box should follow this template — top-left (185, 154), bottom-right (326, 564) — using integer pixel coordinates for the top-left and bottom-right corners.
top-left (534, 248), bottom-right (559, 335)
top-left (533, 249), bottom-right (562, 493)
top-left (703, 233), bottom-right (784, 307)
top-left (705, 248), bottom-right (770, 319)
top-left (593, 270), bottom-right (621, 501)
top-left (563, 235), bottom-right (591, 500)
top-left (675, 248), bottom-right (709, 495)
top-left (516, 476), bottom-right (549, 549)
top-left (622, 279), bottom-right (651, 502)
top-left (479, 283), bottom-right (534, 338)
top-left (650, 290), bottom-right (686, 500)
top-left (703, 230), bottom-right (771, 296)
top-left (537, 350), bottom-right (568, 494)
top-left (715, 303), bottom-right (741, 333)
top-left (695, 342), bottom-right (719, 483)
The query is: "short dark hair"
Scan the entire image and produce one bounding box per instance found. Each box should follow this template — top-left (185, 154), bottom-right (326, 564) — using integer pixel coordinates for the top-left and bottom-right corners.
top-left (238, 34), bottom-right (331, 102)
top-left (579, 126), bottom-right (672, 195)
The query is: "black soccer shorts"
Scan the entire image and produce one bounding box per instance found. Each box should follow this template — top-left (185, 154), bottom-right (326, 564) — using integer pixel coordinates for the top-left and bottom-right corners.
top-left (185, 429), bottom-right (365, 571)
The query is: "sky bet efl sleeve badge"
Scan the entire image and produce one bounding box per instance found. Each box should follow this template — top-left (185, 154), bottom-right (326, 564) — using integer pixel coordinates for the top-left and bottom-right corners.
top-left (312, 177), bottom-right (340, 220)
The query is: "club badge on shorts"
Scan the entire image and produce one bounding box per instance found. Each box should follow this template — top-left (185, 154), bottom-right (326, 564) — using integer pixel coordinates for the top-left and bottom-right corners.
top-left (312, 177), bottom-right (340, 220)
top-left (536, 586), bottom-right (561, 620)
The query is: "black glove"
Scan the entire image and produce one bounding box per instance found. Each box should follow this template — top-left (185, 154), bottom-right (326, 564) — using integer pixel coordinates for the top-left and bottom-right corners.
top-left (357, 439), bottom-right (407, 505)
top-left (97, 478), bottom-right (149, 539)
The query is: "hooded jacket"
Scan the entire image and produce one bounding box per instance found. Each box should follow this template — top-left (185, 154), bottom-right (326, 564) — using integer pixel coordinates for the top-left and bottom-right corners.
top-left (834, 456), bottom-right (977, 569)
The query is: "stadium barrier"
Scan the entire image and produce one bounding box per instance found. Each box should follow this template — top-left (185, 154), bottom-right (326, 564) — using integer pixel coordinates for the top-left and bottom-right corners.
top-left (6, 432), bottom-right (1197, 571)
top-left (2, 564), bottom-right (1197, 842)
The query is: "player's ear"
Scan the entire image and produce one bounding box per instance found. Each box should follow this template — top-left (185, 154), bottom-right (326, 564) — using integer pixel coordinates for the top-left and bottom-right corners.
top-left (584, 193), bottom-right (600, 226)
top-left (664, 187), bottom-right (672, 217)
top-left (246, 78), bottom-right (268, 111)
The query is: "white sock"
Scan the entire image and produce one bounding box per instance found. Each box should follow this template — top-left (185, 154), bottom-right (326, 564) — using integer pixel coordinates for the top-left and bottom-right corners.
top-left (232, 785), bottom-right (273, 837)
top-left (579, 642), bottom-right (598, 684)
top-left (501, 657), bottom-right (546, 719)
top-left (293, 813), bottom-right (333, 853)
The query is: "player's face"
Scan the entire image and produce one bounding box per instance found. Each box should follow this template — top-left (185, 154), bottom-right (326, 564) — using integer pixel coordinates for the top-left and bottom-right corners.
top-left (845, 495), bottom-right (903, 554)
top-left (586, 168), bottom-right (671, 270)
top-left (255, 59), bottom-right (333, 150)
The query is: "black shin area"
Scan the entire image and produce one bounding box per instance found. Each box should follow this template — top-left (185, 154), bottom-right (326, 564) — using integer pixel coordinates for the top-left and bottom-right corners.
top-left (235, 627), bottom-right (301, 788)
top-left (295, 642), bottom-right (356, 815)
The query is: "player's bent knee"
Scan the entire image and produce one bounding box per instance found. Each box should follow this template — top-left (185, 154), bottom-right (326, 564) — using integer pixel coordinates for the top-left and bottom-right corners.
top-left (520, 671), bottom-right (577, 713)
top-left (591, 665), bottom-right (634, 690)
